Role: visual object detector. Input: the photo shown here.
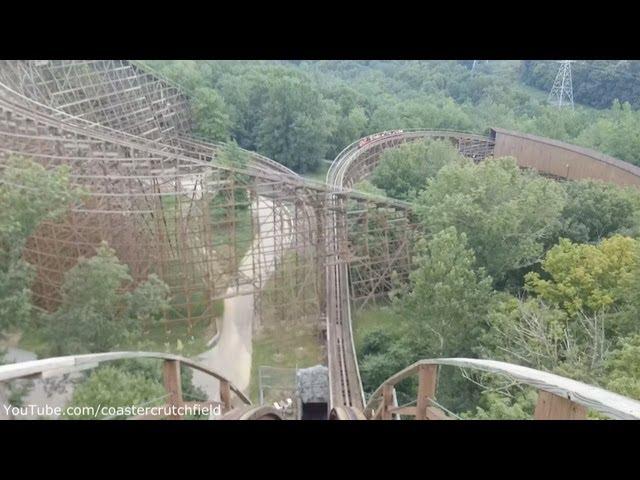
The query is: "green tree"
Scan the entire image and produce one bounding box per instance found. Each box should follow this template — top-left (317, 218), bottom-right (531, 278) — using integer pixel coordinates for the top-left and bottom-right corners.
top-left (216, 69), bottom-right (273, 151)
top-left (371, 139), bottom-right (465, 200)
top-left (555, 179), bottom-right (640, 244)
top-left (358, 327), bottom-right (416, 402)
top-left (463, 390), bottom-right (537, 420)
top-left (150, 60), bottom-right (211, 92)
top-left (0, 157), bottom-right (81, 332)
top-left (576, 100), bottom-right (640, 165)
top-left (525, 235), bottom-right (639, 319)
top-left (416, 157), bottom-right (567, 286)
top-left (322, 84), bottom-right (371, 157)
top-left (368, 94), bottom-right (474, 133)
top-left (42, 243), bottom-right (170, 355)
top-left (402, 227), bottom-right (495, 357)
top-left (606, 334), bottom-right (640, 400)
top-left (257, 76), bottom-right (336, 173)
top-left (352, 179), bottom-right (387, 197)
top-left (519, 107), bottom-right (590, 143)
top-left (330, 105), bottom-right (368, 154)
top-left (64, 365), bottom-right (165, 419)
top-left (110, 356), bottom-right (207, 404)
top-left (216, 140), bottom-right (250, 208)
top-left (359, 228), bottom-right (495, 413)
top-left (191, 87), bottom-right (230, 142)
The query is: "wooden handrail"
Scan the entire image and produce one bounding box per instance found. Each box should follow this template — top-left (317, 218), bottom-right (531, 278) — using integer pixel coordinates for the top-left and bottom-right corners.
top-left (365, 358), bottom-right (640, 420)
top-left (0, 350), bottom-right (251, 406)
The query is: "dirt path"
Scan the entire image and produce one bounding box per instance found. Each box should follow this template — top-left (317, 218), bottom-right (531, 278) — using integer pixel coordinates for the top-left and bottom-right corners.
top-left (192, 197), bottom-right (292, 401)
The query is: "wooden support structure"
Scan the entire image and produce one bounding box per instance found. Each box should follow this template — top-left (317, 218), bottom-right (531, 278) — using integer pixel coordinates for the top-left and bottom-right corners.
top-left (364, 358), bottom-right (640, 420)
top-left (415, 364), bottom-right (438, 420)
top-left (534, 390), bottom-right (588, 420)
top-left (425, 406), bottom-right (452, 420)
top-left (388, 406), bottom-right (417, 416)
top-left (162, 359), bottom-right (183, 419)
top-left (381, 384), bottom-right (395, 420)
top-left (219, 380), bottom-right (232, 412)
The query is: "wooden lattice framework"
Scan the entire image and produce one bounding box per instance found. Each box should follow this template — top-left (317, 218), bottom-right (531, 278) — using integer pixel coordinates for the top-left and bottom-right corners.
top-left (0, 60), bottom-right (422, 341)
top-left (0, 61), bottom-right (321, 333)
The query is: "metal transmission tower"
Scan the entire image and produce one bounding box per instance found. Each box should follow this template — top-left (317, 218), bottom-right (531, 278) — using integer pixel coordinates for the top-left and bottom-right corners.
top-left (548, 60), bottom-right (574, 108)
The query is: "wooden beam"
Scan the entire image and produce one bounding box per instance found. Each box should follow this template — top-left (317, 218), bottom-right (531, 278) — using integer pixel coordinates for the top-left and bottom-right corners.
top-left (381, 384), bottom-right (394, 420)
top-left (534, 390), bottom-right (587, 420)
top-left (416, 364), bottom-right (438, 420)
top-left (389, 406), bottom-right (417, 416)
top-left (162, 359), bottom-right (183, 419)
top-left (425, 406), bottom-right (452, 420)
top-left (220, 380), bottom-right (232, 412)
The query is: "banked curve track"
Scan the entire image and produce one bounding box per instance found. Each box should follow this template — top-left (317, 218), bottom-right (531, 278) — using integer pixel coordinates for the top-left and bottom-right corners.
top-left (325, 130), bottom-right (495, 412)
top-left (325, 128), bottom-right (640, 414)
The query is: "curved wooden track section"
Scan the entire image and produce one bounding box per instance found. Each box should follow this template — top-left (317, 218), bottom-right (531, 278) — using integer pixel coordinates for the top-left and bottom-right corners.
top-left (364, 358), bottom-right (640, 420)
top-left (329, 406), bottom-right (367, 420)
top-left (326, 128), bottom-right (640, 416)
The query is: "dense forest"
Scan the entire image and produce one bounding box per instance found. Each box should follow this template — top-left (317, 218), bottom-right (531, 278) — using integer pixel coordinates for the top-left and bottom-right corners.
top-left (147, 60), bottom-right (640, 170)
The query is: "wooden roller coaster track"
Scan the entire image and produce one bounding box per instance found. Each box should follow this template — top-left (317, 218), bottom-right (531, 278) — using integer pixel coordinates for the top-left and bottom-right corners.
top-left (2, 60), bottom-right (640, 420)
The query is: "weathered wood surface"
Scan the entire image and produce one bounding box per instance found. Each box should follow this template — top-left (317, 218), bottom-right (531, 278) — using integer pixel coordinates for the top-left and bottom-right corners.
top-left (329, 406), bottom-right (367, 420)
top-left (534, 390), bottom-right (587, 420)
top-left (416, 364), bottom-right (438, 421)
top-left (365, 358), bottom-right (640, 420)
top-left (163, 360), bottom-right (183, 419)
top-left (491, 127), bottom-right (640, 185)
top-left (219, 380), bottom-right (232, 412)
top-left (0, 351), bottom-right (251, 405)
top-left (381, 384), bottom-right (394, 420)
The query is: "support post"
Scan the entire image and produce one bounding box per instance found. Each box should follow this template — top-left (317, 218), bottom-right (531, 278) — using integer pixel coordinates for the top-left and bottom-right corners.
top-left (220, 380), bottom-right (232, 412)
top-left (534, 390), bottom-right (587, 420)
top-left (381, 383), bottom-right (394, 420)
top-left (162, 360), bottom-right (183, 420)
top-left (416, 364), bottom-right (438, 420)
